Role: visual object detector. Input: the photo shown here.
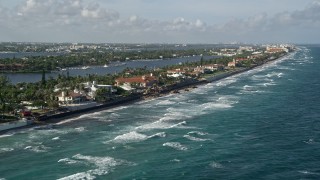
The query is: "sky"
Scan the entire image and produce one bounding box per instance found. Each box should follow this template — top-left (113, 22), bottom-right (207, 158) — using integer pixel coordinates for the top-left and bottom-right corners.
top-left (0, 0), bottom-right (319, 44)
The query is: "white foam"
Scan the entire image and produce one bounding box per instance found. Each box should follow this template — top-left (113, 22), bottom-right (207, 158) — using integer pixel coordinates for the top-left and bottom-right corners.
top-left (183, 135), bottom-right (211, 142)
top-left (148, 132), bottom-right (166, 138)
top-left (187, 131), bottom-right (208, 136)
top-left (108, 131), bottom-right (167, 144)
top-left (169, 121), bottom-right (188, 128)
top-left (298, 170), bottom-right (320, 175)
top-left (55, 106), bottom-right (129, 125)
top-left (26, 127), bottom-right (85, 142)
top-left (0, 134), bottom-right (14, 138)
top-left (74, 127), bottom-right (86, 132)
top-left (55, 116), bottom-right (84, 125)
top-left (261, 81), bottom-right (277, 87)
top-left (136, 120), bottom-right (191, 131)
top-left (24, 145), bottom-right (50, 153)
top-left (170, 159), bottom-right (181, 162)
top-left (72, 154), bottom-right (122, 167)
top-left (210, 161), bottom-right (223, 169)
top-left (265, 72), bottom-right (284, 78)
top-left (110, 112), bottom-right (120, 118)
top-left (215, 77), bottom-right (238, 87)
top-left (163, 142), bottom-right (188, 151)
top-left (160, 110), bottom-right (192, 121)
top-left (112, 131), bottom-right (148, 143)
top-left (303, 138), bottom-right (316, 144)
top-left (0, 148), bottom-right (14, 153)
top-left (57, 172), bottom-right (95, 180)
top-left (243, 85), bottom-right (255, 90)
top-left (201, 102), bottom-right (233, 110)
top-left (52, 137), bottom-right (60, 141)
top-left (58, 158), bottom-right (85, 165)
top-left (58, 154), bottom-right (135, 178)
top-left (135, 121), bottom-right (175, 130)
top-left (156, 100), bottom-right (176, 106)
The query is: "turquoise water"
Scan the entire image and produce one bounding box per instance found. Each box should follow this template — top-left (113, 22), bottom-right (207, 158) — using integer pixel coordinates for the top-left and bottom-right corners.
top-left (1, 46), bottom-right (320, 179)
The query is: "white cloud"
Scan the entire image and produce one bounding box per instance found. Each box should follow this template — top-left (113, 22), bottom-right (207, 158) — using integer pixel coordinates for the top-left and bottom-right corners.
top-left (0, 0), bottom-right (319, 43)
top-left (271, 1), bottom-right (320, 27)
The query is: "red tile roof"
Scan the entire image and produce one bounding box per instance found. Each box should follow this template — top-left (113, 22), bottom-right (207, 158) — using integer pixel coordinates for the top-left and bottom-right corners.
top-left (115, 76), bottom-right (157, 84)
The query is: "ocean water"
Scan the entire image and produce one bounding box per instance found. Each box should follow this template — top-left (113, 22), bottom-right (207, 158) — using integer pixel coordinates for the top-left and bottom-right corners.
top-left (1, 46), bottom-right (320, 179)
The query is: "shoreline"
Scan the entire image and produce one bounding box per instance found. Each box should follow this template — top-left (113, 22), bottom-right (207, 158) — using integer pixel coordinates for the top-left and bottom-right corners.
top-left (0, 52), bottom-right (294, 134)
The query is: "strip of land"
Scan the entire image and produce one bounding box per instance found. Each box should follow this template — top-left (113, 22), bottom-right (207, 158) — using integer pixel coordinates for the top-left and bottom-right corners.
top-left (0, 44), bottom-right (295, 133)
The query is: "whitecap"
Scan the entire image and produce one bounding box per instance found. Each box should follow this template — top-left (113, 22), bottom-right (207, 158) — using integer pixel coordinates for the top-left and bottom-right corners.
top-left (107, 131), bottom-right (167, 144)
top-left (74, 127), bottom-right (86, 132)
top-left (243, 85), bottom-right (256, 91)
top-left (298, 170), bottom-right (320, 175)
top-left (215, 77), bottom-right (238, 87)
top-left (187, 131), bottom-right (208, 136)
top-left (0, 148), bottom-right (14, 153)
top-left (262, 82), bottom-right (277, 87)
top-left (136, 120), bottom-right (190, 131)
top-left (112, 131), bottom-right (148, 143)
top-left (156, 100), bottom-right (176, 106)
top-left (52, 137), bottom-right (60, 141)
top-left (169, 121), bottom-right (188, 128)
top-left (57, 172), bottom-right (95, 180)
top-left (24, 145), bottom-right (50, 153)
top-left (148, 132), bottom-right (166, 138)
top-left (55, 106), bottom-right (129, 125)
top-left (210, 161), bottom-right (223, 169)
top-left (58, 158), bottom-right (85, 165)
top-left (160, 110), bottom-right (192, 121)
top-left (277, 73), bottom-right (283, 77)
top-left (183, 135), bottom-right (211, 142)
top-left (170, 159), bottom-right (181, 162)
top-left (303, 138), bottom-right (316, 144)
top-left (0, 134), bottom-right (14, 138)
top-left (200, 102), bottom-right (233, 110)
top-left (55, 116), bottom-right (85, 125)
top-left (163, 142), bottom-right (188, 151)
top-left (135, 121), bottom-right (175, 130)
top-left (59, 154), bottom-right (136, 178)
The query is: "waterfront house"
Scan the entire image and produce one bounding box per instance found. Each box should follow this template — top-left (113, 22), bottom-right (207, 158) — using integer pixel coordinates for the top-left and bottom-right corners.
top-left (202, 64), bottom-right (224, 71)
top-left (266, 46), bottom-right (288, 54)
top-left (167, 69), bottom-right (186, 78)
top-left (56, 91), bottom-right (86, 104)
top-left (228, 59), bottom-right (237, 68)
top-left (234, 57), bottom-right (249, 62)
top-left (115, 74), bottom-right (158, 89)
top-left (83, 81), bottom-right (117, 99)
top-left (193, 64), bottom-right (224, 74)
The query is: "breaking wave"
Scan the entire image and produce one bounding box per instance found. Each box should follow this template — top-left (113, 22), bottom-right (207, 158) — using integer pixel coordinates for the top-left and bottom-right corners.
top-left (163, 142), bottom-right (188, 151)
top-left (58, 154), bottom-right (135, 180)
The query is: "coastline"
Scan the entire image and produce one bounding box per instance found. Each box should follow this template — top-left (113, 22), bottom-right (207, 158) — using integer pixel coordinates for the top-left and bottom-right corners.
top-left (0, 51), bottom-right (294, 134)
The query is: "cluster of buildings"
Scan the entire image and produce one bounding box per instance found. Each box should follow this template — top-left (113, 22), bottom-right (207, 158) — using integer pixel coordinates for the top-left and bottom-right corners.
top-left (53, 61), bottom-right (235, 108)
top-left (211, 44), bottom-right (293, 57)
top-left (265, 45), bottom-right (291, 54)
